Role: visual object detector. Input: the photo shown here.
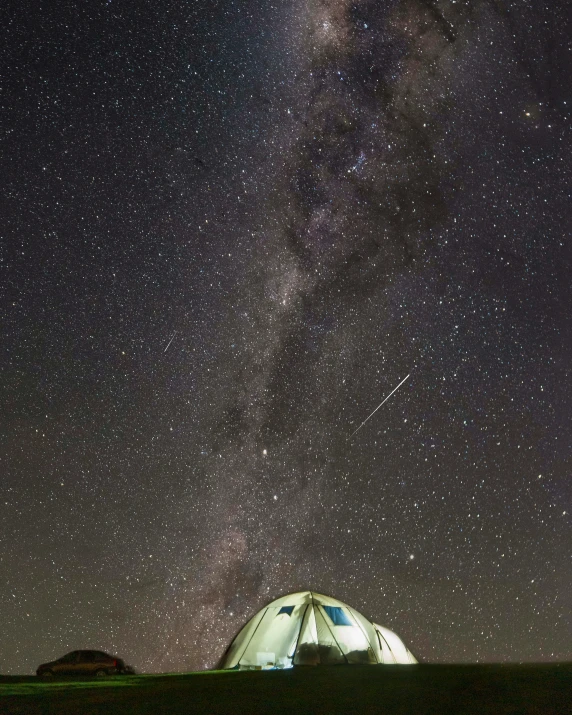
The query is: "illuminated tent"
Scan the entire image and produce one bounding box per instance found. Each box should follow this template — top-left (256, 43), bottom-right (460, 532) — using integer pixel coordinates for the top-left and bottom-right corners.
top-left (219, 591), bottom-right (417, 670)
top-left (372, 623), bottom-right (418, 664)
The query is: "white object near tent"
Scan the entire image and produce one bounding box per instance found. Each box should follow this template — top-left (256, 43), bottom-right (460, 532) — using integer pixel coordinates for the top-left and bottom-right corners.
top-left (219, 591), bottom-right (417, 670)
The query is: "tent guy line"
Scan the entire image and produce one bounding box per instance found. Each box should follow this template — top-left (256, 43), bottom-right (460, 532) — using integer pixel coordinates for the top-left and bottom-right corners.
top-left (348, 374), bottom-right (411, 439)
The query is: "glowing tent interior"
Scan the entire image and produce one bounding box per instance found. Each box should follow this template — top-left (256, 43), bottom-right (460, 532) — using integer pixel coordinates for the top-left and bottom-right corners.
top-left (219, 591), bottom-right (417, 670)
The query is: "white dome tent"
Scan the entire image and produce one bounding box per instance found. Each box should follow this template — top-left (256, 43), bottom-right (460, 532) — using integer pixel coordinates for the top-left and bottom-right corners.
top-left (373, 623), bottom-right (418, 664)
top-left (219, 591), bottom-right (417, 670)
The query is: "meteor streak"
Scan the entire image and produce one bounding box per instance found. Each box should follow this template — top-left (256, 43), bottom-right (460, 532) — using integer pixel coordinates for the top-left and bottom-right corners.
top-left (163, 331), bottom-right (177, 353)
top-left (349, 374), bottom-right (411, 438)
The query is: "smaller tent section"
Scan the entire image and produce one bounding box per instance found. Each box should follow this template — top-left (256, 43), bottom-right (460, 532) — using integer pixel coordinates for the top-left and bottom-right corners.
top-left (373, 623), bottom-right (418, 664)
top-left (219, 591), bottom-right (416, 670)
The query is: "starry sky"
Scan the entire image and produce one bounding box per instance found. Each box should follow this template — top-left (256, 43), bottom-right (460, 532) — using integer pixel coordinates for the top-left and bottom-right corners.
top-left (1, 0), bottom-right (571, 674)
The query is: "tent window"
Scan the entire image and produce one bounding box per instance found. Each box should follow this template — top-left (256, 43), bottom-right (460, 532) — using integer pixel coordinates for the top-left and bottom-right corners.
top-left (277, 606), bottom-right (294, 616)
top-left (322, 606), bottom-right (352, 626)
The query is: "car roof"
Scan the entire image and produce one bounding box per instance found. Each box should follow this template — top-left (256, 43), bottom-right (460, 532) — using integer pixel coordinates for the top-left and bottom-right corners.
top-left (61, 649), bottom-right (111, 657)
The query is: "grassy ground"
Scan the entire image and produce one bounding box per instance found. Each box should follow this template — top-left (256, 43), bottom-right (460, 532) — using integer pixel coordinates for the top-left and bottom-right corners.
top-left (1, 664), bottom-right (571, 715)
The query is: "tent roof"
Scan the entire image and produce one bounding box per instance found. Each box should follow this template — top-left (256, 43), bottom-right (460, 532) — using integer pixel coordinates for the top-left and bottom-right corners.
top-left (262, 591), bottom-right (355, 608)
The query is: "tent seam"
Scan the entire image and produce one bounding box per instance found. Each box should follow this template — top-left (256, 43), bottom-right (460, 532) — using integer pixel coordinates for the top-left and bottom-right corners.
top-left (347, 609), bottom-right (380, 664)
top-left (235, 608), bottom-right (268, 667)
top-left (317, 605), bottom-right (349, 664)
top-left (292, 603), bottom-right (310, 665)
top-left (377, 631), bottom-right (397, 664)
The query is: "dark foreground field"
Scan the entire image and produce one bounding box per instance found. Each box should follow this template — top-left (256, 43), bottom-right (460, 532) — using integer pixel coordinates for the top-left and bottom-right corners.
top-left (1, 664), bottom-right (571, 715)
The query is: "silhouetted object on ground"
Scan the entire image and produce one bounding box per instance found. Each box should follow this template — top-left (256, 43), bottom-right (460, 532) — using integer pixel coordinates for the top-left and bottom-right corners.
top-left (36, 650), bottom-right (136, 678)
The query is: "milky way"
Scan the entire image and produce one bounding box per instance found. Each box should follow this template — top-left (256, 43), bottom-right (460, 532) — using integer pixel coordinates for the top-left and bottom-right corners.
top-left (161, 0), bottom-right (571, 670)
top-left (1, 0), bottom-right (570, 673)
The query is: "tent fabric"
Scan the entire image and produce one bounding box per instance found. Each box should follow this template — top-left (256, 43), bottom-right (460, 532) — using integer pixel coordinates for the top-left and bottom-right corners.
top-left (219, 591), bottom-right (417, 670)
top-left (373, 623), bottom-right (418, 664)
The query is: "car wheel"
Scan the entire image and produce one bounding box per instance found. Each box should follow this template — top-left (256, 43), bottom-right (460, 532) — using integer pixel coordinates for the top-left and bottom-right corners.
top-left (94, 669), bottom-right (108, 678)
top-left (39, 670), bottom-right (54, 679)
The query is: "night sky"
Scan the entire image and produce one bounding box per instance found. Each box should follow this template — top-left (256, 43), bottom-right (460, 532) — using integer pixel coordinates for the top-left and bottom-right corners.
top-left (1, 0), bottom-right (571, 674)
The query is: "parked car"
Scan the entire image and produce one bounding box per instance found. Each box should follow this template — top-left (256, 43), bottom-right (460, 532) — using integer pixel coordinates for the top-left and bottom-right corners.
top-left (37, 650), bottom-right (136, 678)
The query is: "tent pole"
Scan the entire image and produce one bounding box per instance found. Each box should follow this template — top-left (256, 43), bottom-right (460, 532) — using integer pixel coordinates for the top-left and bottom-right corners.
top-left (235, 608), bottom-right (268, 667)
top-left (377, 631), bottom-right (397, 664)
top-left (317, 605), bottom-right (348, 664)
top-left (346, 610), bottom-right (380, 663)
top-left (291, 604), bottom-right (310, 666)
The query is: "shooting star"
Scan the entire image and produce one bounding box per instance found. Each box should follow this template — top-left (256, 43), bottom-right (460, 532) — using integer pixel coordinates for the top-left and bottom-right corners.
top-left (163, 331), bottom-right (177, 354)
top-left (349, 374), bottom-right (411, 439)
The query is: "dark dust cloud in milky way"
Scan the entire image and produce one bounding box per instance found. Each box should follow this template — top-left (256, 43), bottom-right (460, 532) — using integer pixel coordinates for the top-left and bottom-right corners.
top-left (1, 0), bottom-right (571, 673)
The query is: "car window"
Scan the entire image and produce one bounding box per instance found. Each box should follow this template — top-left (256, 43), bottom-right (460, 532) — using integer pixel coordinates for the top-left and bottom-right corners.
top-left (60, 652), bottom-right (78, 663)
top-left (95, 652), bottom-right (110, 662)
top-left (79, 652), bottom-right (95, 663)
